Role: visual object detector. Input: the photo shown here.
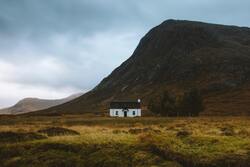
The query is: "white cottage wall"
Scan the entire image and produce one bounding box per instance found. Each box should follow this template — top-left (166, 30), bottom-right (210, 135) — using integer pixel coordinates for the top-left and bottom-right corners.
top-left (110, 109), bottom-right (123, 117)
top-left (110, 109), bottom-right (141, 117)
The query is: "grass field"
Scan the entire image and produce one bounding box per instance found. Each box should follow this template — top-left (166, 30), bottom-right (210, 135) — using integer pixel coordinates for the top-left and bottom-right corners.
top-left (0, 116), bottom-right (249, 167)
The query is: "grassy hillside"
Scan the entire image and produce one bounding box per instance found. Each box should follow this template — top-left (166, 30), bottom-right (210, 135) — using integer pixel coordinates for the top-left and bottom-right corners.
top-left (0, 116), bottom-right (249, 167)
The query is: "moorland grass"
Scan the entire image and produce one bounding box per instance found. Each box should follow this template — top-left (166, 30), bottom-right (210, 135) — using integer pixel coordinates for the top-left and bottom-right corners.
top-left (0, 131), bottom-right (47, 143)
top-left (0, 116), bottom-right (249, 167)
top-left (37, 127), bottom-right (80, 136)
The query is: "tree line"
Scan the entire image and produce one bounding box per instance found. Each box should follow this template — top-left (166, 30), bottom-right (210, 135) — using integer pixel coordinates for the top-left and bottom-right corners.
top-left (148, 88), bottom-right (204, 116)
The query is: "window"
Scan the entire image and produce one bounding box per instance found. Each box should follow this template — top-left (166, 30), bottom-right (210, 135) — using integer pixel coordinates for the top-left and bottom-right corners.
top-left (116, 111), bottom-right (119, 115)
top-left (133, 111), bottom-right (136, 115)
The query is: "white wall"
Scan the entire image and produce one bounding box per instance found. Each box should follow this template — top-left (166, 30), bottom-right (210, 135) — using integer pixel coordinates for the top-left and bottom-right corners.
top-left (110, 108), bottom-right (141, 117)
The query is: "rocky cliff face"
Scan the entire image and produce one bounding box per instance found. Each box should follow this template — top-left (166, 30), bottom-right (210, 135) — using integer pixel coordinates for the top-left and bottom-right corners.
top-left (34, 20), bottom-right (250, 116)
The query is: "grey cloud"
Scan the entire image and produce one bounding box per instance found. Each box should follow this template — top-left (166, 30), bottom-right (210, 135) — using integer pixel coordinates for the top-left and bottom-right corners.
top-left (1, 0), bottom-right (250, 38)
top-left (0, 0), bottom-right (250, 107)
top-left (0, 0), bottom-right (144, 38)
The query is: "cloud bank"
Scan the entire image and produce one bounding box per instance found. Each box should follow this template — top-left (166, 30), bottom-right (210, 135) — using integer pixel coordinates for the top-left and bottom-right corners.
top-left (0, 0), bottom-right (250, 108)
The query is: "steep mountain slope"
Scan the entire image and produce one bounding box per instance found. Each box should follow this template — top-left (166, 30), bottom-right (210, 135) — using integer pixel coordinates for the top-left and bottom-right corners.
top-left (0, 93), bottom-right (82, 115)
top-left (33, 19), bottom-right (250, 116)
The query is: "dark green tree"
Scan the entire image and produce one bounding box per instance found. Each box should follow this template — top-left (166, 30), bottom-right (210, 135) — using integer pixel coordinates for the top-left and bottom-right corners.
top-left (149, 89), bottom-right (204, 117)
top-left (179, 88), bottom-right (204, 116)
top-left (148, 98), bottom-right (160, 115)
top-left (148, 91), bottom-right (177, 116)
top-left (161, 91), bottom-right (176, 116)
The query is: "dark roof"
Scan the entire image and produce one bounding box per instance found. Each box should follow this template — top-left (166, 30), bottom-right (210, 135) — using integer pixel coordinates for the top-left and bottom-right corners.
top-left (110, 101), bottom-right (141, 109)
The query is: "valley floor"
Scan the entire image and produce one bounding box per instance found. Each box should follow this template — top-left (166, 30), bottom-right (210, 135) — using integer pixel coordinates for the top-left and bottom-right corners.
top-left (0, 116), bottom-right (249, 167)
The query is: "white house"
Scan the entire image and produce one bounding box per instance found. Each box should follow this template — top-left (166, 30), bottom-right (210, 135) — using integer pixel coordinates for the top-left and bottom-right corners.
top-left (109, 99), bottom-right (141, 117)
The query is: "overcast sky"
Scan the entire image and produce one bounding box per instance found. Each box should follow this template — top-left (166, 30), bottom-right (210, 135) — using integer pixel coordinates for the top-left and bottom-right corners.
top-left (0, 0), bottom-right (250, 108)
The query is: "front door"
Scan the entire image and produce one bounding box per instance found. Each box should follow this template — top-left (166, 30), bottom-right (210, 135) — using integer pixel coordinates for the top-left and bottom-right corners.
top-left (122, 109), bottom-right (128, 117)
top-left (124, 111), bottom-right (127, 117)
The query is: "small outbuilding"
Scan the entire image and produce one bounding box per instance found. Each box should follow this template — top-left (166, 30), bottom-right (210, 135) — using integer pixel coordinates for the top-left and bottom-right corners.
top-left (109, 99), bottom-right (141, 117)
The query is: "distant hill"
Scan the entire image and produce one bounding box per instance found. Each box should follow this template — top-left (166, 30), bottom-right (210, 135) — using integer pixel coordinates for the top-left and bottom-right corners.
top-left (32, 19), bottom-right (250, 116)
top-left (0, 93), bottom-right (82, 115)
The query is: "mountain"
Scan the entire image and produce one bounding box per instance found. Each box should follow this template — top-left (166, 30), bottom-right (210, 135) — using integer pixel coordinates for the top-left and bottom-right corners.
top-left (0, 93), bottom-right (82, 115)
top-left (32, 19), bottom-right (250, 116)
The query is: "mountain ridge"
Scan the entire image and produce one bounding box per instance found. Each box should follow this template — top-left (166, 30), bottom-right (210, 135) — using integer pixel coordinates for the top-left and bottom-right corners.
top-left (30, 19), bottom-right (250, 116)
top-left (0, 93), bottom-right (83, 115)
